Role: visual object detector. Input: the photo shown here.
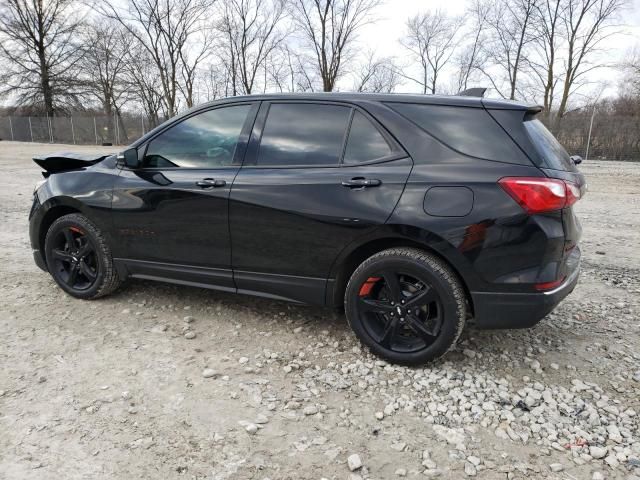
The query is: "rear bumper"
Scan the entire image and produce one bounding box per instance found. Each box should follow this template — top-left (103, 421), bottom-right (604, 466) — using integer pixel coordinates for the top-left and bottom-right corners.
top-left (471, 252), bottom-right (580, 329)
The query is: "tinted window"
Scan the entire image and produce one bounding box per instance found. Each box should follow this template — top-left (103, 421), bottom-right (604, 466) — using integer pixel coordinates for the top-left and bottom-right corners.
top-left (144, 105), bottom-right (250, 168)
top-left (343, 111), bottom-right (392, 164)
top-left (257, 103), bottom-right (350, 166)
top-left (524, 117), bottom-right (576, 171)
top-left (387, 103), bottom-right (529, 164)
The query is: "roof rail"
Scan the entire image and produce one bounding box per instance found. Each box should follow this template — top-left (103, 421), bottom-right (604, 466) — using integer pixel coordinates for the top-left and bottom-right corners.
top-left (457, 88), bottom-right (487, 98)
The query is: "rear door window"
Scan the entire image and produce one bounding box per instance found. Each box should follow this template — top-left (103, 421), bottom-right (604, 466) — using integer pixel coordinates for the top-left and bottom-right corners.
top-left (343, 111), bottom-right (392, 164)
top-left (523, 117), bottom-right (576, 171)
top-left (257, 103), bottom-right (351, 166)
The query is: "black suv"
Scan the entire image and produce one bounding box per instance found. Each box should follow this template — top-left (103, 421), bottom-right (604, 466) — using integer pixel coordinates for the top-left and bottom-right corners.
top-left (29, 92), bottom-right (584, 364)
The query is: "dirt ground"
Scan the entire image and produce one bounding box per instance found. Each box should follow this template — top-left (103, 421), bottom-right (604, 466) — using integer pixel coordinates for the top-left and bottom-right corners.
top-left (0, 141), bottom-right (638, 480)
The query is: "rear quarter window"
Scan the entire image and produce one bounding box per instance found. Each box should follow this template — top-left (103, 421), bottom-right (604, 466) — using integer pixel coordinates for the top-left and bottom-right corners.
top-left (386, 102), bottom-right (531, 165)
top-left (343, 111), bottom-right (393, 164)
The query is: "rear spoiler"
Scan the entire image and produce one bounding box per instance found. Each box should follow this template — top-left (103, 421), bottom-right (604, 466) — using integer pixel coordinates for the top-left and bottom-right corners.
top-left (33, 152), bottom-right (112, 176)
top-left (458, 88), bottom-right (487, 97)
top-left (457, 87), bottom-right (543, 113)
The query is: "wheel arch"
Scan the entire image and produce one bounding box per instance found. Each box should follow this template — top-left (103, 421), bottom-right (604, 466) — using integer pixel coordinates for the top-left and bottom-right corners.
top-left (327, 231), bottom-right (474, 317)
top-left (37, 199), bottom-right (86, 263)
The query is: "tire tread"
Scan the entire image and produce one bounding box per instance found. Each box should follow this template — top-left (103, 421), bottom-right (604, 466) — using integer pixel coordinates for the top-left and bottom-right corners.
top-left (344, 247), bottom-right (466, 364)
top-left (45, 213), bottom-right (121, 299)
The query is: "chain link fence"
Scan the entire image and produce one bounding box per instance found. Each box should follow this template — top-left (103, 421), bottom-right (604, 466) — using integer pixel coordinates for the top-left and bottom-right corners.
top-left (0, 114), bottom-right (153, 146)
top-left (0, 112), bottom-right (638, 161)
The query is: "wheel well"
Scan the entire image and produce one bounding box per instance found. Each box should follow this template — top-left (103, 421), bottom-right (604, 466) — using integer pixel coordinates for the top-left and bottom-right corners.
top-left (332, 238), bottom-right (474, 317)
top-left (39, 206), bottom-right (81, 260)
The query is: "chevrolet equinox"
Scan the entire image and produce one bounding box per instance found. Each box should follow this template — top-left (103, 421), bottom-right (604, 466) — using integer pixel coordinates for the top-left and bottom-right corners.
top-left (29, 92), bottom-right (585, 364)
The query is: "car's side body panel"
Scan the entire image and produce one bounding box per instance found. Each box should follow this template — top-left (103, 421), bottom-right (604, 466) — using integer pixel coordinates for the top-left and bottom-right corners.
top-left (29, 156), bottom-right (120, 268)
top-left (229, 158), bottom-right (413, 304)
top-left (109, 166), bottom-right (241, 290)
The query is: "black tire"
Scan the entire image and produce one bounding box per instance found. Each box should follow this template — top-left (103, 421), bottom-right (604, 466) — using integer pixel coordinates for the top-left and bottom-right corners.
top-left (44, 213), bottom-right (122, 299)
top-left (344, 247), bottom-right (466, 365)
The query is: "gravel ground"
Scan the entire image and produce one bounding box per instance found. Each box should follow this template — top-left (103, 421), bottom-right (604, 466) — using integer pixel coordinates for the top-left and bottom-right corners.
top-left (0, 141), bottom-right (639, 480)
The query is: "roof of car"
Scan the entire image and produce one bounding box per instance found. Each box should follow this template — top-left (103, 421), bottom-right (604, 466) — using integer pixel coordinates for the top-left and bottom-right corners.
top-left (203, 92), bottom-right (540, 111)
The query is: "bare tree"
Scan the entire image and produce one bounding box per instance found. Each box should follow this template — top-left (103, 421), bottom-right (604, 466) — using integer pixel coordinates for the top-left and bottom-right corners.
top-left (401, 10), bottom-right (463, 94)
top-left (482, 0), bottom-right (537, 100)
top-left (124, 45), bottom-right (165, 128)
top-left (621, 46), bottom-right (640, 96)
top-left (353, 52), bottom-right (400, 93)
top-left (0, 0), bottom-right (86, 115)
top-left (289, 0), bottom-right (382, 92)
top-left (100, 0), bottom-right (216, 117)
top-left (216, 0), bottom-right (288, 95)
top-left (179, 29), bottom-right (215, 108)
top-left (80, 22), bottom-right (131, 142)
top-left (198, 63), bottom-right (231, 101)
top-left (267, 44), bottom-right (314, 92)
top-left (554, 0), bottom-right (625, 123)
top-left (455, 0), bottom-right (491, 92)
top-left (528, 0), bottom-right (564, 113)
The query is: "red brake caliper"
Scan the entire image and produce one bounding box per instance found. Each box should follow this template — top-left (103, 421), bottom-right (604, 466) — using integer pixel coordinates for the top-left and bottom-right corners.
top-left (69, 226), bottom-right (84, 234)
top-left (359, 277), bottom-right (381, 296)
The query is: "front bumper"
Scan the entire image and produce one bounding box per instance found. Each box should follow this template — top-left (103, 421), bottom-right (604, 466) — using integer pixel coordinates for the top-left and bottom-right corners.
top-left (33, 249), bottom-right (48, 271)
top-left (29, 193), bottom-right (48, 272)
top-left (470, 248), bottom-right (580, 329)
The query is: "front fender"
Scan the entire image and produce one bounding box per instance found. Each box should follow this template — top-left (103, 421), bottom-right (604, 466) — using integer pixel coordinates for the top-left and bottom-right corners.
top-left (30, 166), bottom-right (118, 264)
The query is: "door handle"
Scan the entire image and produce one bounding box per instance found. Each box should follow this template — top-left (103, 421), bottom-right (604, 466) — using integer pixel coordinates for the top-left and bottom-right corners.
top-left (196, 178), bottom-right (226, 188)
top-left (341, 177), bottom-right (382, 188)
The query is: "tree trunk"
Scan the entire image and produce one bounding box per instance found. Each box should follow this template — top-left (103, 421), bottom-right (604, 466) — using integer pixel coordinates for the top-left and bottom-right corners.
top-left (38, 44), bottom-right (54, 116)
top-left (115, 106), bottom-right (129, 143)
top-left (104, 101), bottom-right (114, 143)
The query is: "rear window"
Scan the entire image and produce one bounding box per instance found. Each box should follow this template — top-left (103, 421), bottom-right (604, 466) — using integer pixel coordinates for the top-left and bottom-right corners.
top-left (387, 102), bottom-right (530, 165)
top-left (523, 117), bottom-right (576, 171)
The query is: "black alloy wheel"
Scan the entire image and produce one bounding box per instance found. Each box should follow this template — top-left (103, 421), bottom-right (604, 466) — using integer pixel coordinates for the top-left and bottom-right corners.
top-left (50, 226), bottom-right (98, 290)
top-left (44, 213), bottom-right (122, 299)
top-left (345, 248), bottom-right (466, 365)
top-left (355, 270), bottom-right (443, 353)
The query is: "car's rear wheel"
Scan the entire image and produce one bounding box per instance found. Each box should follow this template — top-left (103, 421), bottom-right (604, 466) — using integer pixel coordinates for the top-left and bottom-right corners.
top-left (44, 213), bottom-right (121, 299)
top-left (344, 247), bottom-right (466, 365)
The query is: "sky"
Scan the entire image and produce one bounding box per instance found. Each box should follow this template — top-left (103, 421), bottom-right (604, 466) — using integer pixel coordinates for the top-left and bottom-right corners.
top-left (351, 0), bottom-right (640, 101)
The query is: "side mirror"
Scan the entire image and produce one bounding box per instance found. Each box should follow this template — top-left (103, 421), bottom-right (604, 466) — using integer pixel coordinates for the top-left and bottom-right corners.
top-left (570, 155), bottom-right (583, 165)
top-left (120, 148), bottom-right (140, 169)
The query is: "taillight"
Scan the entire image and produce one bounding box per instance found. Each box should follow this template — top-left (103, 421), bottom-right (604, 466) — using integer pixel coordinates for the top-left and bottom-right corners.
top-left (534, 276), bottom-right (566, 291)
top-left (498, 177), bottom-right (581, 214)
top-left (564, 181), bottom-right (581, 207)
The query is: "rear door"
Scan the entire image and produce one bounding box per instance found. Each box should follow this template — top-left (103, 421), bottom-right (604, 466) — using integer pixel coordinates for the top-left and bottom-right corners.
top-left (229, 101), bottom-right (413, 304)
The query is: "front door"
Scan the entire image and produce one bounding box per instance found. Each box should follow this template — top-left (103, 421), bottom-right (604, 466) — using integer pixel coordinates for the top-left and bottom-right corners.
top-left (111, 103), bottom-right (256, 289)
top-left (229, 102), bottom-right (413, 304)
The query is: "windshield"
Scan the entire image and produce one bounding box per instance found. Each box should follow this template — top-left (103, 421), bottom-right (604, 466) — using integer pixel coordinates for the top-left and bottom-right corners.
top-left (524, 118), bottom-right (576, 171)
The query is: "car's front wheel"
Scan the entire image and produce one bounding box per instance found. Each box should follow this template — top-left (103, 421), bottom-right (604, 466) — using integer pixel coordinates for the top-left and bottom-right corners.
top-left (44, 213), bottom-right (121, 299)
top-left (344, 247), bottom-right (466, 365)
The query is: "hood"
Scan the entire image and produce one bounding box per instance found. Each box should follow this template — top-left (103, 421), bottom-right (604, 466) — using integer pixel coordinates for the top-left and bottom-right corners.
top-left (33, 152), bottom-right (114, 175)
